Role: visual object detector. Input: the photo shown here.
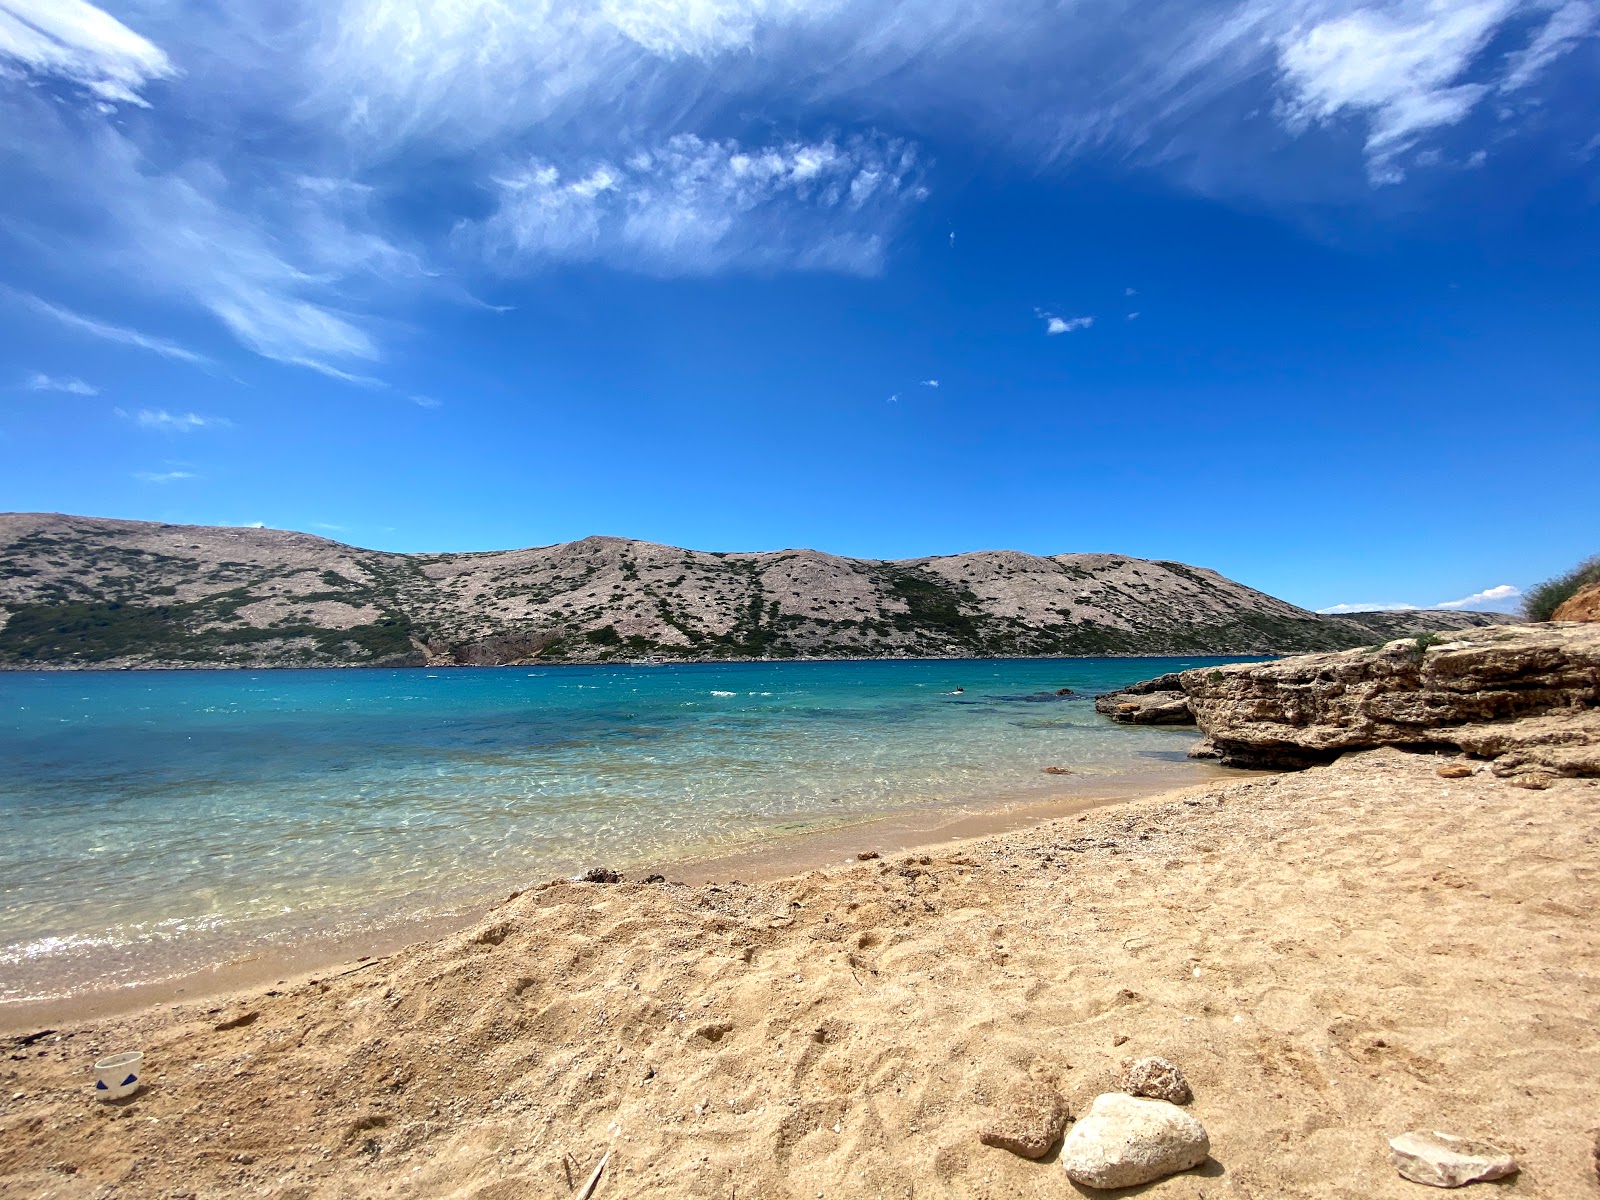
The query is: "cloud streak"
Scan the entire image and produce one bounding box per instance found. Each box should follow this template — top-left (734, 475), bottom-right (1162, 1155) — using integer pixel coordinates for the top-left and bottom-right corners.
top-left (124, 408), bottom-right (233, 432)
top-left (0, 0), bottom-right (174, 105)
top-left (25, 372), bottom-right (98, 395)
top-left (12, 291), bottom-right (208, 364)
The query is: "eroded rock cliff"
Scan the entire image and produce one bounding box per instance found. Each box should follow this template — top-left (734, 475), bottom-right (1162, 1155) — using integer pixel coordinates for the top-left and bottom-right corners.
top-left (1099, 624), bottom-right (1600, 778)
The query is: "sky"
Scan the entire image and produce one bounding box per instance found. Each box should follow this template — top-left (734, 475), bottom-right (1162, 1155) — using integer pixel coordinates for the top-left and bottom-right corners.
top-left (1, 1), bottom-right (1597, 616)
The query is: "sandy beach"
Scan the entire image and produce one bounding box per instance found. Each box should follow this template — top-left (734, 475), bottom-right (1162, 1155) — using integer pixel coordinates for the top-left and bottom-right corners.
top-left (4, 745), bottom-right (1597, 1198)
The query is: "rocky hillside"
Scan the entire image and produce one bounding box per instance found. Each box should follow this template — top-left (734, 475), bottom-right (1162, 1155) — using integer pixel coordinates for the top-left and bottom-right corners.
top-left (0, 513), bottom-right (1515, 669)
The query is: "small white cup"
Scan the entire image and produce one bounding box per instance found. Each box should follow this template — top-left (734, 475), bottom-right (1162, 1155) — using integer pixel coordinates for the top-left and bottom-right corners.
top-left (93, 1051), bottom-right (144, 1101)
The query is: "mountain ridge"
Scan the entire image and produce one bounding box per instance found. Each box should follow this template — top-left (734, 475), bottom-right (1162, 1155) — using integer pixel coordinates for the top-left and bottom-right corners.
top-left (0, 512), bottom-right (1516, 669)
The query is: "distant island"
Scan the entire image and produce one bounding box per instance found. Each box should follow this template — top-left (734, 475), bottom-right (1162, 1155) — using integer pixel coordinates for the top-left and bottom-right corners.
top-left (0, 512), bottom-right (1514, 670)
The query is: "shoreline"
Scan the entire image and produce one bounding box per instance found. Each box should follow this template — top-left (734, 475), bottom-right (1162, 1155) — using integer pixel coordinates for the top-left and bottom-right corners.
top-left (0, 760), bottom-right (1243, 1035)
top-left (5, 748), bottom-right (1597, 1197)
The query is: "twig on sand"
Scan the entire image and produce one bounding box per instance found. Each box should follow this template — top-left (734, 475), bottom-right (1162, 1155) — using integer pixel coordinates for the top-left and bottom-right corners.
top-left (334, 957), bottom-right (391, 979)
top-left (577, 1149), bottom-right (612, 1199)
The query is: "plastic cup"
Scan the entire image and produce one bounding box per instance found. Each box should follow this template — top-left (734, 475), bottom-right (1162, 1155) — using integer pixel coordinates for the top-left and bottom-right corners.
top-left (93, 1051), bottom-right (144, 1100)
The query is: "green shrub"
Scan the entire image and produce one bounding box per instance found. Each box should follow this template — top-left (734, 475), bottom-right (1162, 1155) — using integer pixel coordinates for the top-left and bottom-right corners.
top-left (1523, 555), bottom-right (1600, 621)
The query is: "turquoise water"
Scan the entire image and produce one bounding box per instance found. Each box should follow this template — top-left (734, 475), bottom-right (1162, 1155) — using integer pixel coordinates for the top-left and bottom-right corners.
top-left (0, 657), bottom-right (1250, 1000)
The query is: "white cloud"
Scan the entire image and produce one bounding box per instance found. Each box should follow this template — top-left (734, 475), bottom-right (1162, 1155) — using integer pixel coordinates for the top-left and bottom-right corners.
top-left (469, 133), bottom-right (922, 276)
top-left (12, 291), bottom-right (208, 364)
top-left (0, 0), bottom-right (173, 106)
top-left (2, 0), bottom-right (1596, 387)
top-left (1502, 0), bottom-right (1599, 90)
top-left (1043, 313), bottom-right (1094, 335)
top-left (1318, 583), bottom-right (1524, 614)
top-left (886, 392), bottom-right (900, 403)
top-left (1437, 583), bottom-right (1522, 610)
top-left (26, 372), bottom-right (98, 395)
top-left (125, 408), bottom-right (232, 432)
top-left (134, 469), bottom-right (196, 483)
top-left (410, 394), bottom-right (442, 408)
top-left (1126, 311), bottom-right (1140, 320)
top-left (920, 379), bottom-right (939, 388)
top-left (1275, 1), bottom-right (1519, 182)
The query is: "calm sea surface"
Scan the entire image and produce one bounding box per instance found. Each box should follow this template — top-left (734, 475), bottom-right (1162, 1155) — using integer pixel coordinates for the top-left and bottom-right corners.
top-left (0, 657), bottom-right (1254, 1001)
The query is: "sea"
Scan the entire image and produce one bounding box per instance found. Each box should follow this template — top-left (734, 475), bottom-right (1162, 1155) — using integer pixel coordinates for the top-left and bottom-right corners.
top-left (0, 656), bottom-right (1256, 1003)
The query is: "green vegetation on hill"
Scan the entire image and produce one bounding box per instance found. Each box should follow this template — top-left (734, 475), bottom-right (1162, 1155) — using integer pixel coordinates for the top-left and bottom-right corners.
top-left (1524, 555), bottom-right (1600, 621)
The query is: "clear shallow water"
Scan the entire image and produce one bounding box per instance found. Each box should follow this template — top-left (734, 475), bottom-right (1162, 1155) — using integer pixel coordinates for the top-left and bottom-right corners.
top-left (0, 657), bottom-right (1253, 1000)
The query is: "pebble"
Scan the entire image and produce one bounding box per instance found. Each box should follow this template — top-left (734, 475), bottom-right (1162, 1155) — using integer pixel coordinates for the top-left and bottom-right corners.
top-left (976, 1078), bottom-right (1070, 1159)
top-left (1436, 764), bottom-right (1474, 779)
top-left (1060, 1093), bottom-right (1210, 1189)
top-left (1509, 773), bottom-right (1555, 790)
top-left (1388, 1130), bottom-right (1518, 1188)
top-left (1117, 1056), bottom-right (1193, 1105)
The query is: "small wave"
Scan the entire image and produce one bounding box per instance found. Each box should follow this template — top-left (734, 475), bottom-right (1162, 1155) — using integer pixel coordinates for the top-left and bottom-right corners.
top-left (710, 690), bottom-right (737, 697)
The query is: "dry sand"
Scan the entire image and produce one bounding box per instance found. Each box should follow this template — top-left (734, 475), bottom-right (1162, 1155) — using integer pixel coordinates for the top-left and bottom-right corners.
top-left (3, 747), bottom-right (1598, 1198)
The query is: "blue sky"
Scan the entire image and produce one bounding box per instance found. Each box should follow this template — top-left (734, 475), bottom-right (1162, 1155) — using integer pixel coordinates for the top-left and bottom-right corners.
top-left (1, 0), bottom-right (1597, 615)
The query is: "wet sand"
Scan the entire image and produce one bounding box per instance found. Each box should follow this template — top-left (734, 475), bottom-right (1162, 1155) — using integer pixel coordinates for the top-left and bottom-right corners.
top-left (0, 761), bottom-right (1239, 1035)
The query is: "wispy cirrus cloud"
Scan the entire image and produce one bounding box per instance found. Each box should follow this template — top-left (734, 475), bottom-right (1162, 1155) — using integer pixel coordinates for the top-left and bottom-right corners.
top-left (121, 407), bottom-right (232, 432)
top-left (1, 0), bottom-right (1595, 383)
top-left (133, 468), bottom-right (196, 483)
top-left (11, 291), bottom-right (207, 364)
top-left (0, 0), bottom-right (174, 105)
top-left (25, 371), bottom-right (98, 395)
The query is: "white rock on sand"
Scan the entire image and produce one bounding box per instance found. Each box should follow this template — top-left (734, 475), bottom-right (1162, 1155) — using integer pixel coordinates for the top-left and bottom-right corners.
top-left (1059, 1092), bottom-right (1209, 1189)
top-left (1388, 1130), bottom-right (1519, 1188)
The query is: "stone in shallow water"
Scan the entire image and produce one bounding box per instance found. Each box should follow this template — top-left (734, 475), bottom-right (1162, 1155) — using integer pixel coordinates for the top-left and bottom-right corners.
top-left (976, 1078), bottom-right (1069, 1159)
top-left (1387, 1130), bottom-right (1518, 1188)
top-left (1059, 1092), bottom-right (1209, 1189)
top-left (1117, 1056), bottom-right (1193, 1105)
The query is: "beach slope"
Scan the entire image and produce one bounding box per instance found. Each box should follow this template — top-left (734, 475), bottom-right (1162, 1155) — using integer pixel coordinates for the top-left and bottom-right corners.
top-left (3, 747), bottom-right (1597, 1197)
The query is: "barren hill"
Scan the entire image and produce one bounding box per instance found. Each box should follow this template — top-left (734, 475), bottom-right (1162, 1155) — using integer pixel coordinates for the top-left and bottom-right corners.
top-left (0, 513), bottom-right (1514, 669)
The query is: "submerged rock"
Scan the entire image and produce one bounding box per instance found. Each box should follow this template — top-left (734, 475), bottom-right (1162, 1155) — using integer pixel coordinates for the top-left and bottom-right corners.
top-left (1117, 1056), bottom-right (1193, 1105)
top-left (1387, 1130), bottom-right (1518, 1188)
top-left (976, 1078), bottom-right (1069, 1159)
top-left (1059, 1093), bottom-right (1209, 1189)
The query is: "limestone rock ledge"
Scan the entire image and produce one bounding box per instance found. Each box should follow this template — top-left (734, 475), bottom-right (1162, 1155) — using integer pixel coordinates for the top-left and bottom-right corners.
top-left (1104, 624), bottom-right (1600, 777)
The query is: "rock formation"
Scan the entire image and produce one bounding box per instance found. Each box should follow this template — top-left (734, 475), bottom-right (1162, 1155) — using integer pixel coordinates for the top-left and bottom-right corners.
top-left (0, 512), bottom-right (1515, 669)
top-left (1553, 581), bottom-right (1600, 622)
top-left (1099, 624), bottom-right (1600, 779)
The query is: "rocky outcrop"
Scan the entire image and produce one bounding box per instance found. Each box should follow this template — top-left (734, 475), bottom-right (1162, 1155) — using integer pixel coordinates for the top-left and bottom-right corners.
top-left (1094, 672), bottom-right (1196, 725)
top-left (1155, 624), bottom-right (1600, 777)
top-left (1553, 581), bottom-right (1600, 622)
